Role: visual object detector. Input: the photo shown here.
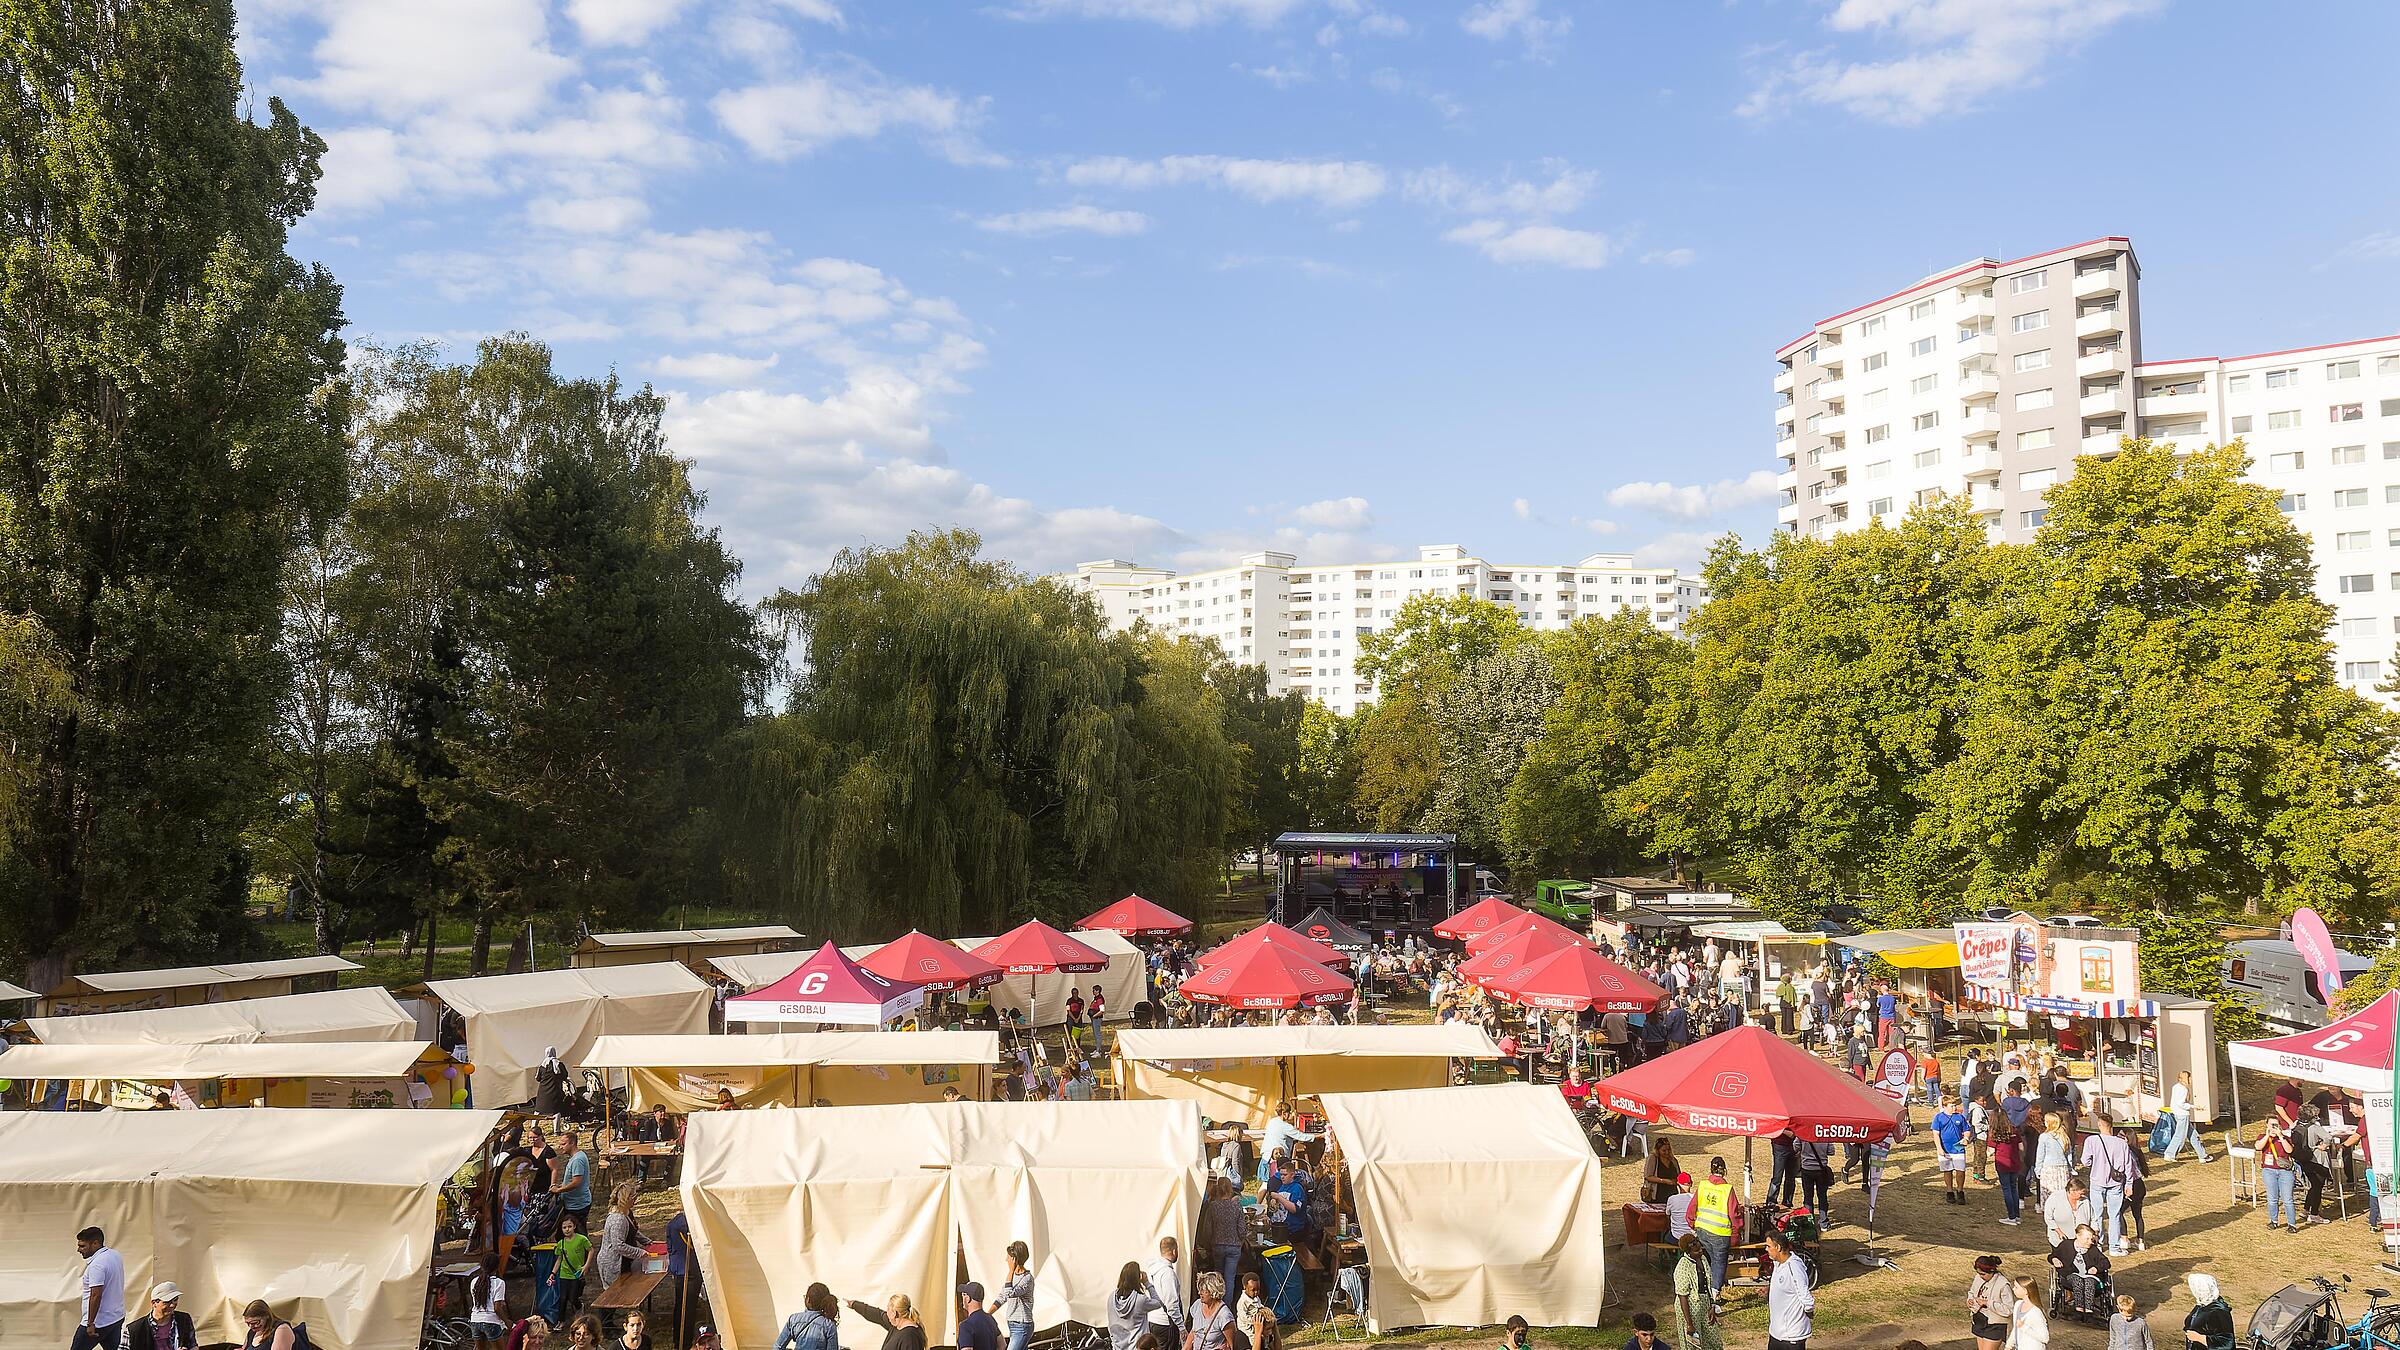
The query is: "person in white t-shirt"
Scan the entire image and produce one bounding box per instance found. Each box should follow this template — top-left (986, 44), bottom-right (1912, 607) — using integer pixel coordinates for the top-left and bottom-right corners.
top-left (1666, 1172), bottom-right (1698, 1241)
top-left (2161, 1070), bottom-right (2208, 1163)
top-left (73, 1226), bottom-right (126, 1350)
top-left (468, 1253), bottom-right (508, 1343)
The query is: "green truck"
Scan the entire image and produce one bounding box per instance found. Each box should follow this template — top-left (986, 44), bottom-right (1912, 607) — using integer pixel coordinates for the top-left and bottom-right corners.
top-left (1529, 879), bottom-right (1597, 923)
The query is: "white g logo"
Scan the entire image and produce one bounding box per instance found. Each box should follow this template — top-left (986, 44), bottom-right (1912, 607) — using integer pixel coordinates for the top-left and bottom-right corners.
top-left (796, 972), bottom-right (830, 996)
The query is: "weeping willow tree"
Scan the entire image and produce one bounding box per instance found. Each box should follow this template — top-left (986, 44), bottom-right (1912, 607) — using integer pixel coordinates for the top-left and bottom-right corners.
top-left (731, 529), bottom-right (1236, 939)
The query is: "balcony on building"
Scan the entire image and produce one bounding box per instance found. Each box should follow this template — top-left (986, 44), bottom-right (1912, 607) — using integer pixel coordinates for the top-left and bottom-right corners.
top-left (1966, 482), bottom-right (2004, 513)
top-left (2140, 418), bottom-right (2210, 447)
top-left (2136, 379), bottom-right (2207, 421)
top-left (2072, 264), bottom-right (2121, 299)
top-left (2082, 425), bottom-right (2128, 457)
top-left (1956, 331), bottom-right (2000, 360)
top-left (2080, 381), bottom-right (2127, 419)
top-left (2077, 346), bottom-right (2128, 379)
top-left (1774, 366), bottom-right (1795, 394)
top-left (1957, 363), bottom-right (2001, 398)
top-left (1957, 406), bottom-right (1999, 439)
top-left (1815, 410), bottom-right (1848, 439)
top-left (1955, 282), bottom-right (1997, 319)
top-left (1960, 445), bottom-right (2003, 478)
top-left (2075, 304), bottom-right (2125, 340)
top-left (1816, 374), bottom-right (1847, 403)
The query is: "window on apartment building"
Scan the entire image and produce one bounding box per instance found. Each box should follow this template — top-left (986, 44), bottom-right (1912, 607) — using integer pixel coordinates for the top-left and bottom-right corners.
top-left (2380, 354), bottom-right (2400, 375)
top-left (2226, 374), bottom-right (2251, 393)
top-left (2265, 368), bottom-right (2298, 389)
top-left (1800, 343), bottom-right (1817, 365)
top-left (1431, 567), bottom-right (1448, 577)
top-left (1809, 516), bottom-right (1827, 536)
top-left (2347, 661), bottom-right (2387, 682)
top-left (2279, 493), bottom-right (2307, 512)
top-left (1909, 299), bottom-right (1937, 321)
top-left (1861, 316), bottom-right (1886, 336)
top-left (2336, 488), bottom-right (2369, 508)
top-left (2337, 531), bottom-right (2373, 552)
top-left (1913, 488), bottom-right (1942, 506)
top-left (1911, 374), bottom-right (1938, 395)
top-left (2391, 528), bottom-right (2400, 546)
top-left (2334, 445), bottom-right (2367, 465)
top-left (2269, 410), bottom-right (2301, 430)
top-left (1867, 459), bottom-right (1892, 479)
top-left (2013, 311), bottom-right (2049, 333)
top-left (2015, 388), bottom-right (2054, 411)
top-left (1913, 412), bottom-right (1939, 432)
top-left (2022, 509), bottom-right (2049, 529)
top-left (2010, 272), bottom-right (2049, 294)
top-left (1914, 447), bottom-right (1942, 468)
top-left (2020, 468), bottom-right (2058, 491)
top-left (2014, 350), bottom-right (2051, 373)
top-left (1910, 336), bottom-right (1937, 358)
top-left (2382, 400), bottom-right (2400, 417)
top-left (2018, 428), bottom-right (2055, 451)
top-left (1960, 322), bottom-right (1994, 343)
top-left (2231, 415), bottom-right (2254, 434)
top-left (1864, 424), bottom-right (1890, 444)
top-left (2270, 451), bottom-right (2306, 471)
top-left (2331, 403), bottom-right (2364, 422)
top-left (2343, 616), bottom-right (2380, 637)
top-left (1868, 496), bottom-right (1894, 517)
top-left (1862, 352), bottom-right (1888, 372)
top-left (1863, 388), bottom-right (1890, 409)
top-left (2328, 360), bottom-right (2361, 380)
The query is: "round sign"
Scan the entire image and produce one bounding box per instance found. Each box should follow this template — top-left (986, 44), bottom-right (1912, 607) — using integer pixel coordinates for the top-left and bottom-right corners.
top-left (1873, 1048), bottom-right (1912, 1100)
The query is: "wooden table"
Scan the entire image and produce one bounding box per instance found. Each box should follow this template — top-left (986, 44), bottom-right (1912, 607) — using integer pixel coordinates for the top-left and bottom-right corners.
top-left (588, 1270), bottom-right (666, 1313)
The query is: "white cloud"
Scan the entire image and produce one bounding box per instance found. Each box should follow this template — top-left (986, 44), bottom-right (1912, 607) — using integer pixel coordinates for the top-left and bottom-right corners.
top-left (2337, 230), bottom-right (2400, 262)
top-left (975, 204), bottom-right (1152, 236)
top-left (1286, 496), bottom-right (1374, 530)
top-left (1642, 247), bottom-right (1698, 267)
top-left (714, 68), bottom-right (996, 164)
top-left (1607, 471), bottom-right (1783, 521)
top-left (1238, 63), bottom-right (1313, 87)
top-left (1511, 497), bottom-right (1532, 520)
top-left (1460, 0), bottom-right (1570, 49)
top-left (1356, 12), bottom-right (1411, 35)
top-left (1003, 0), bottom-right (1313, 25)
top-left (300, 0), bottom-right (573, 124)
top-left (527, 194), bottom-right (652, 234)
top-left (653, 352), bottom-right (784, 385)
top-left (1443, 220), bottom-right (1615, 269)
top-left (566, 0), bottom-right (687, 45)
top-left (1634, 531), bottom-right (1722, 567)
top-left (1741, 0), bottom-right (2163, 126)
top-left (1405, 163), bottom-right (1593, 218)
top-left (1063, 154), bottom-right (1388, 208)
top-left (1365, 68), bottom-right (1465, 119)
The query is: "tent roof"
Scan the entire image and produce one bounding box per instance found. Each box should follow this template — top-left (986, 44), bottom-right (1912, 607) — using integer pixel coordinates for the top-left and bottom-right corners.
top-left (725, 943), bottom-right (924, 1025)
top-left (1076, 894), bottom-right (1193, 937)
top-left (1595, 1024), bottom-right (1903, 1141)
top-left (710, 930), bottom-right (1146, 989)
top-left (688, 1096), bottom-right (1198, 1175)
top-left (0, 980), bottom-right (34, 1001)
top-left (1115, 1024), bottom-right (1499, 1062)
top-left (426, 961), bottom-right (709, 1014)
top-left (1432, 896), bottom-right (1527, 940)
top-left (1458, 924), bottom-right (1579, 984)
top-left (54, 954), bottom-right (360, 996)
top-left (0, 1039), bottom-right (435, 1081)
top-left (1198, 922), bottom-right (1349, 971)
top-left (1289, 906), bottom-right (1372, 949)
top-left (0, 1106), bottom-right (499, 1187)
top-left (1465, 910), bottom-right (1585, 954)
top-left (1690, 919), bottom-right (1823, 943)
top-left (2229, 990), bottom-right (2396, 1093)
top-left (970, 921), bottom-right (1110, 974)
top-left (1481, 943), bottom-right (1667, 1012)
top-left (859, 931), bottom-right (1003, 993)
top-left (1273, 831), bottom-right (1455, 850)
top-left (1835, 927), bottom-right (1961, 969)
top-left (1180, 939), bottom-right (1353, 1009)
top-left (577, 925), bottom-right (800, 952)
top-left (21, 986), bottom-right (416, 1046)
top-left (1321, 1080), bottom-right (1594, 1165)
top-left (582, 1030), bottom-right (998, 1070)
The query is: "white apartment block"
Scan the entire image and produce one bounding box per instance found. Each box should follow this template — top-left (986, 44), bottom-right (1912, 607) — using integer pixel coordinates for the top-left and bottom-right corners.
top-left (1061, 544), bottom-right (1705, 717)
top-left (1775, 235), bottom-right (2400, 700)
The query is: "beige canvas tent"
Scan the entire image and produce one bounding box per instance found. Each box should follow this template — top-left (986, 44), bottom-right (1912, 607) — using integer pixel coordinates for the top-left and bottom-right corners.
top-left (426, 962), bottom-right (713, 1106)
top-left (0, 1108), bottom-right (499, 1348)
top-left (582, 1031), bottom-right (997, 1109)
top-left (36, 955), bottom-right (362, 1016)
top-left (0, 980), bottom-right (35, 1002)
top-left (20, 986), bottom-right (416, 1047)
top-left (683, 1100), bottom-right (1200, 1350)
top-left (572, 925), bottom-right (802, 969)
top-left (710, 931), bottom-right (1148, 1029)
top-left (1318, 1083), bottom-right (1607, 1333)
top-left (0, 1041), bottom-right (441, 1110)
top-left (1113, 1024), bottom-right (1500, 1121)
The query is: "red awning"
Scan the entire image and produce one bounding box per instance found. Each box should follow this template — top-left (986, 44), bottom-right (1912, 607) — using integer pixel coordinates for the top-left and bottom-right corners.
top-left (1179, 940), bottom-right (1355, 1010)
top-left (1077, 894), bottom-right (1193, 937)
top-left (1480, 943), bottom-right (1667, 1013)
top-left (724, 942), bottom-right (925, 1026)
top-left (2229, 990), bottom-right (2395, 1094)
top-left (1432, 896), bottom-right (1528, 941)
top-left (1594, 1025), bottom-right (1904, 1142)
top-left (860, 930), bottom-right (1003, 993)
top-left (971, 921), bottom-right (1110, 975)
top-left (1197, 922), bottom-right (1349, 971)
top-left (1458, 924), bottom-right (1580, 985)
top-left (1465, 910), bottom-right (1586, 954)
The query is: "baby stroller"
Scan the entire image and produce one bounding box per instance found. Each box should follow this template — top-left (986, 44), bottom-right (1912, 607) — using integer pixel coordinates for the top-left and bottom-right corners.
top-left (2244, 1280), bottom-right (2356, 1350)
top-left (2050, 1261), bottom-right (2112, 1325)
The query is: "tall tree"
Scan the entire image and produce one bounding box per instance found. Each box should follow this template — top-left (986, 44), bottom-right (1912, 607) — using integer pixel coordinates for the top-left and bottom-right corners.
top-left (1350, 594), bottom-right (1526, 833)
top-left (1292, 703), bottom-right (1358, 831)
top-left (1424, 641), bottom-right (1559, 862)
top-left (1209, 652), bottom-right (1308, 877)
top-left (1501, 612), bottom-right (1691, 879)
top-left (0, 0), bottom-right (347, 984)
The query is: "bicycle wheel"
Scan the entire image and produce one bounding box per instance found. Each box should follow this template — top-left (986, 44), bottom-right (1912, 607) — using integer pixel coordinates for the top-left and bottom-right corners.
top-left (423, 1317), bottom-right (473, 1348)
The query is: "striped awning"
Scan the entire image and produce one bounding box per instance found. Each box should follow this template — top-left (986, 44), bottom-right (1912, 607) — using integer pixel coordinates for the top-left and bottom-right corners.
top-left (1964, 983), bottom-right (2157, 1019)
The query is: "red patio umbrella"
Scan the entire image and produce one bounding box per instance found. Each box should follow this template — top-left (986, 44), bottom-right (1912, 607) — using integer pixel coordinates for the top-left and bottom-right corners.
top-left (1179, 939), bottom-right (1355, 1010)
top-left (1196, 922), bottom-right (1349, 970)
top-left (1432, 896), bottom-right (1528, 941)
top-left (860, 929), bottom-right (1003, 993)
top-left (1458, 923), bottom-right (1580, 985)
top-left (1464, 910), bottom-right (1586, 954)
top-left (1481, 942), bottom-right (1667, 1013)
top-left (724, 942), bottom-right (925, 1026)
top-left (972, 920), bottom-right (1111, 975)
top-left (1077, 894), bottom-right (1193, 938)
top-left (1594, 1026), bottom-right (1903, 1143)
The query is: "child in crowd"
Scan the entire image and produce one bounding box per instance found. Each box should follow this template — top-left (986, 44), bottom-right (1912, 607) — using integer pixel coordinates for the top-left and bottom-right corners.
top-left (2107, 1293), bottom-right (2155, 1350)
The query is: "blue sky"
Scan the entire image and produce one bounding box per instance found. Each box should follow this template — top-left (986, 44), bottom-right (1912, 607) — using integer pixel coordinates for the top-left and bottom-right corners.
top-left (236, 0), bottom-right (2400, 594)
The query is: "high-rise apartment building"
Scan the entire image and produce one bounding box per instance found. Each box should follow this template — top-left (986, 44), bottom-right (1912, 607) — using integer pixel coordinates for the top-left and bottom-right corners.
top-left (1061, 544), bottom-right (1704, 717)
top-left (1774, 235), bottom-right (2400, 699)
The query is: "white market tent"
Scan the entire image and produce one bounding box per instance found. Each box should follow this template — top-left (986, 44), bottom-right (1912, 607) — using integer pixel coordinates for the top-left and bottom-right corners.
top-left (1318, 1082), bottom-right (1608, 1333)
top-left (683, 1099), bottom-right (1200, 1350)
top-left (582, 1031), bottom-right (998, 1109)
top-left (37, 955), bottom-right (361, 1016)
top-left (425, 963), bottom-right (713, 1107)
top-left (20, 986), bottom-right (416, 1047)
top-left (572, 926), bottom-right (802, 969)
top-left (0, 980), bottom-right (36, 1003)
top-left (711, 930), bottom-right (1151, 1028)
top-left (0, 1108), bottom-right (500, 1349)
top-left (1112, 1024), bottom-right (1499, 1121)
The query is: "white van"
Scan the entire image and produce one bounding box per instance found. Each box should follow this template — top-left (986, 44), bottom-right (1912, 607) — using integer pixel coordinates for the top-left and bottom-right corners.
top-left (2224, 939), bottom-right (2376, 1034)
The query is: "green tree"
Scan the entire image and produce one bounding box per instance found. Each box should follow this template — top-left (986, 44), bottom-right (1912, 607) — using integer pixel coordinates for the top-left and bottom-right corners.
top-left (2135, 907), bottom-right (2264, 1045)
top-left (0, 0), bottom-right (347, 984)
top-left (1210, 652), bottom-right (1308, 877)
top-left (1933, 441), bottom-right (2398, 918)
top-left (1292, 703), bottom-right (1358, 830)
top-left (1425, 641), bottom-right (1559, 861)
top-left (1355, 592), bottom-right (1528, 695)
top-left (1349, 688), bottom-right (1442, 832)
top-left (1501, 612), bottom-right (1691, 878)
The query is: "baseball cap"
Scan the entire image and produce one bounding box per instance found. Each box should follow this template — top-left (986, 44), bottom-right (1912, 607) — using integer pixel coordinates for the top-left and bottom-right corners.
top-left (151, 1282), bottom-right (183, 1304)
top-left (1675, 1172), bottom-right (1692, 1186)
top-left (959, 1281), bottom-right (985, 1303)
top-left (692, 1327), bottom-right (717, 1343)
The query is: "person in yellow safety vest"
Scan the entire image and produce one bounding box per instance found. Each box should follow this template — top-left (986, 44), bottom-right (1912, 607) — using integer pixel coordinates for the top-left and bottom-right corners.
top-left (1692, 1156), bottom-right (1741, 1296)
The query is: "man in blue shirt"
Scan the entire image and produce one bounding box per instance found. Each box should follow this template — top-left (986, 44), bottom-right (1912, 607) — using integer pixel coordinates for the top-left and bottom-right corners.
top-left (956, 1282), bottom-right (1001, 1350)
top-left (555, 1130), bottom-right (594, 1230)
top-left (1931, 1097), bottom-right (1970, 1206)
top-left (1661, 999), bottom-right (1690, 1048)
top-left (2000, 1083), bottom-right (2030, 1130)
top-left (1874, 987), bottom-right (1899, 1048)
top-left (1267, 1155), bottom-right (1312, 1241)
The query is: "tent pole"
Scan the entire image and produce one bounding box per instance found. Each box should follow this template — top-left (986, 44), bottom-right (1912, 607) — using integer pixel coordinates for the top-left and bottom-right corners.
top-left (1742, 1135), bottom-right (1753, 1204)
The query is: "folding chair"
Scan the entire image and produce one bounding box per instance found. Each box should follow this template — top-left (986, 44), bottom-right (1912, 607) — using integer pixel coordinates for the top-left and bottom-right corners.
top-left (1321, 1264), bottom-right (1368, 1341)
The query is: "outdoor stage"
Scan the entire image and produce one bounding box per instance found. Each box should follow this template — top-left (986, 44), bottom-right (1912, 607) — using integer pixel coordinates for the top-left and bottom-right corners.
top-left (1269, 831), bottom-right (1463, 936)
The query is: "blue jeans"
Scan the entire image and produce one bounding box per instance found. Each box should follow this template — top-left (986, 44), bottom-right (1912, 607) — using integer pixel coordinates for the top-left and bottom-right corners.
top-left (1211, 1245), bottom-right (1241, 1301)
top-left (1998, 1169), bottom-right (2022, 1220)
top-left (1008, 1322), bottom-right (1031, 1350)
top-left (2265, 1166), bottom-right (2296, 1227)
top-left (2094, 1183), bottom-right (2126, 1253)
top-left (1696, 1230), bottom-right (1730, 1292)
top-left (2163, 1110), bottom-right (2207, 1162)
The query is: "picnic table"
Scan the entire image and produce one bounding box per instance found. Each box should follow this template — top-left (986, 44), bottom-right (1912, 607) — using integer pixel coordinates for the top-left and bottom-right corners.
top-left (589, 1269), bottom-right (666, 1313)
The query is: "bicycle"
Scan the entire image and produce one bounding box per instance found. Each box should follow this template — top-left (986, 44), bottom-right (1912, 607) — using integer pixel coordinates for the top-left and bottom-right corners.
top-left (2272, 1274), bottom-right (2400, 1350)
